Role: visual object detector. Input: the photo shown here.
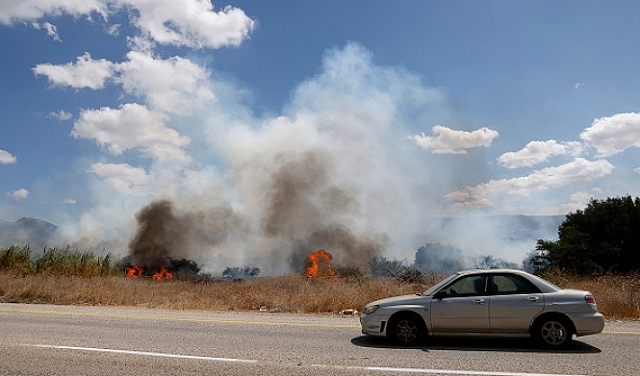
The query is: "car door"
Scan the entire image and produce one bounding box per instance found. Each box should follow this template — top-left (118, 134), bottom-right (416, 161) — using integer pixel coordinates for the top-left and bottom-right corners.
top-left (430, 274), bottom-right (490, 334)
top-left (488, 273), bottom-right (545, 333)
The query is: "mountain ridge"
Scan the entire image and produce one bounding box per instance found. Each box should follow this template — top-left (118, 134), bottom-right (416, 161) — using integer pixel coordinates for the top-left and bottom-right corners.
top-left (0, 217), bottom-right (58, 250)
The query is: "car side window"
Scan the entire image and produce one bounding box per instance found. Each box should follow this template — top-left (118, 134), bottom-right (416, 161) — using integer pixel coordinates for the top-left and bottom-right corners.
top-left (491, 274), bottom-right (540, 295)
top-left (442, 275), bottom-right (486, 297)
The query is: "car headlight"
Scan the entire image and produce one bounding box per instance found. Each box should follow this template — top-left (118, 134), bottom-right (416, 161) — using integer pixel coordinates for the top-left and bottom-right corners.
top-left (362, 304), bottom-right (379, 315)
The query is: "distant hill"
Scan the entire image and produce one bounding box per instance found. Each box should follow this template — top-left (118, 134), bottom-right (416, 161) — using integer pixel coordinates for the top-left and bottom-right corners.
top-left (0, 214), bottom-right (565, 253)
top-left (0, 217), bottom-right (58, 250)
top-left (439, 215), bottom-right (564, 240)
top-left (490, 215), bottom-right (564, 242)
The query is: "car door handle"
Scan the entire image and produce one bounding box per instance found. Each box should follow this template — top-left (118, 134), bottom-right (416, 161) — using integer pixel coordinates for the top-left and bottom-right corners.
top-left (527, 296), bottom-right (540, 302)
top-left (472, 299), bottom-right (485, 304)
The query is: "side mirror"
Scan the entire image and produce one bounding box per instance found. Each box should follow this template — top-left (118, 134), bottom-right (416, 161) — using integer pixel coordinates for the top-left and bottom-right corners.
top-left (433, 290), bottom-right (447, 300)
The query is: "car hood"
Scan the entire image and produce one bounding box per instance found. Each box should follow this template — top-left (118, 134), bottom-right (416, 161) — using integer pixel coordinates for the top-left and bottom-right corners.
top-left (368, 294), bottom-right (429, 307)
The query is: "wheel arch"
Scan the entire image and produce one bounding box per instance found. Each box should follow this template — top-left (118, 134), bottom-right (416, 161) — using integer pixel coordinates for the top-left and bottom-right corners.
top-left (386, 310), bottom-right (428, 336)
top-left (530, 312), bottom-right (576, 335)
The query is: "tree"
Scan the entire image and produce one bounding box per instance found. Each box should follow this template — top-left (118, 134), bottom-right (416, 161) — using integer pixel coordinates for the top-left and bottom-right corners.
top-left (534, 196), bottom-right (640, 274)
top-left (473, 254), bottom-right (519, 270)
top-left (369, 255), bottom-right (405, 278)
top-left (413, 243), bottom-right (463, 274)
top-left (522, 249), bottom-right (549, 273)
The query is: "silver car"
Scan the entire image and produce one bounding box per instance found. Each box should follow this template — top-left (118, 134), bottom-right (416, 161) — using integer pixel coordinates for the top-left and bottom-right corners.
top-left (360, 269), bottom-right (604, 347)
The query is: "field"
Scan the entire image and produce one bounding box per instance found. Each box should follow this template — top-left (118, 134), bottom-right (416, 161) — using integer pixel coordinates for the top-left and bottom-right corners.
top-left (1, 246), bottom-right (639, 319)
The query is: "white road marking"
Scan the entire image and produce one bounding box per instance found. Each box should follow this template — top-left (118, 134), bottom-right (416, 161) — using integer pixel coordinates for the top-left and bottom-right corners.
top-left (33, 345), bottom-right (257, 363)
top-left (34, 345), bottom-right (589, 376)
top-left (359, 366), bottom-right (588, 376)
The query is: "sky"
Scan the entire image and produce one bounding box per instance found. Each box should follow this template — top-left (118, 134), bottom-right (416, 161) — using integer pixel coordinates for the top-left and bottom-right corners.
top-left (1, 1), bottom-right (640, 271)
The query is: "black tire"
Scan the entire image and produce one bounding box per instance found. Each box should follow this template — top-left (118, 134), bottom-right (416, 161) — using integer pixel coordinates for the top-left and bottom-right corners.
top-left (533, 316), bottom-right (573, 348)
top-left (387, 313), bottom-right (426, 346)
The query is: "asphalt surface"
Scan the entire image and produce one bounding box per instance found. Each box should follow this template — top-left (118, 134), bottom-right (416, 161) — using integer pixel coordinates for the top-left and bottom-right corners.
top-left (1, 303), bottom-right (639, 376)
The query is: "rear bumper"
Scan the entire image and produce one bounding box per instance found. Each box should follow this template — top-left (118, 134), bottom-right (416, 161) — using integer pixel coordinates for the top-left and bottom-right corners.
top-left (570, 311), bottom-right (605, 336)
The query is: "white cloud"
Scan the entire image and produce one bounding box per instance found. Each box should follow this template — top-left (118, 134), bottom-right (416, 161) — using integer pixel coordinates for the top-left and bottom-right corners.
top-left (0, 0), bottom-right (108, 25)
top-left (409, 125), bottom-right (499, 154)
top-left (71, 103), bottom-right (192, 162)
top-left (48, 109), bottom-right (72, 120)
top-left (124, 0), bottom-right (255, 48)
top-left (33, 52), bottom-right (119, 89)
top-left (580, 112), bottom-right (640, 157)
top-left (445, 158), bottom-right (614, 208)
top-left (6, 188), bottom-right (29, 200)
top-left (497, 140), bottom-right (584, 169)
top-left (535, 190), bottom-right (601, 216)
top-left (0, 149), bottom-right (17, 164)
top-left (33, 50), bottom-right (215, 115)
top-left (63, 198), bottom-right (77, 204)
top-left (31, 21), bottom-right (61, 41)
top-left (0, 1), bottom-right (255, 50)
top-left (561, 191), bottom-right (595, 210)
top-left (118, 51), bottom-right (215, 114)
top-left (106, 23), bottom-right (120, 36)
top-left (87, 162), bottom-right (154, 196)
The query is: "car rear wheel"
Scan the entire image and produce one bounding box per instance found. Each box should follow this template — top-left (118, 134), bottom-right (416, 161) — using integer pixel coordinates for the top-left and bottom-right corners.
top-left (387, 313), bottom-right (425, 346)
top-left (534, 316), bottom-right (572, 348)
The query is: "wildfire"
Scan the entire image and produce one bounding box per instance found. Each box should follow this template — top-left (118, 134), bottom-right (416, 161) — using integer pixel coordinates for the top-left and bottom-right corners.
top-left (152, 267), bottom-right (174, 280)
top-left (125, 264), bottom-right (144, 278)
top-left (125, 264), bottom-right (173, 280)
top-left (305, 249), bottom-right (336, 278)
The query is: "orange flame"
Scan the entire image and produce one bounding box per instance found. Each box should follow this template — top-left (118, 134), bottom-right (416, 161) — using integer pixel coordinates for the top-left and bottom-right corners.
top-left (152, 267), bottom-right (174, 280)
top-left (305, 250), bottom-right (336, 278)
top-left (125, 264), bottom-right (144, 278)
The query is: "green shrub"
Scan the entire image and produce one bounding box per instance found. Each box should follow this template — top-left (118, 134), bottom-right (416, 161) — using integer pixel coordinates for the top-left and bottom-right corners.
top-left (0, 246), bottom-right (34, 275)
top-left (0, 246), bottom-right (122, 277)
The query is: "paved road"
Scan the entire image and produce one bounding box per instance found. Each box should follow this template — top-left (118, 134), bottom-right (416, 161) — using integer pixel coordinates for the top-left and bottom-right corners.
top-left (1, 303), bottom-right (639, 376)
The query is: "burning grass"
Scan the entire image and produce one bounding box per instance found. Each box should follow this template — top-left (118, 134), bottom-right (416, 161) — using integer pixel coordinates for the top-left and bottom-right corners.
top-left (1, 246), bottom-right (639, 319)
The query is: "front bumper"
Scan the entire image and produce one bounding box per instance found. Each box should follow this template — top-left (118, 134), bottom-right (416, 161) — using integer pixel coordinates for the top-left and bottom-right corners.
top-left (360, 313), bottom-right (390, 337)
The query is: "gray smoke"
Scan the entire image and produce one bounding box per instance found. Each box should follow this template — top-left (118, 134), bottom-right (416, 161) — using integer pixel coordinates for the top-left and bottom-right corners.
top-left (128, 199), bottom-right (243, 271)
top-left (260, 149), bottom-right (387, 270)
top-left (128, 149), bottom-right (386, 273)
top-left (60, 43), bottom-right (552, 274)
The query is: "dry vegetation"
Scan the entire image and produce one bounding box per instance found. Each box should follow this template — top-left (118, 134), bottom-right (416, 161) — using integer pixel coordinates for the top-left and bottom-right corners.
top-left (540, 271), bottom-right (640, 320)
top-left (1, 246), bottom-right (639, 319)
top-left (0, 275), bottom-right (432, 314)
top-left (0, 273), bottom-right (638, 319)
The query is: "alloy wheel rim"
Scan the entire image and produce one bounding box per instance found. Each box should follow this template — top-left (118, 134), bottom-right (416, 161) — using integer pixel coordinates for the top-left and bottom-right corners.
top-left (541, 321), bottom-right (567, 345)
top-left (396, 319), bottom-right (418, 342)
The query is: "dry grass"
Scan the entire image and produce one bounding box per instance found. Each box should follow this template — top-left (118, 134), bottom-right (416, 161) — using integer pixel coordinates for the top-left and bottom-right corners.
top-left (543, 272), bottom-right (640, 320)
top-left (1, 272), bottom-right (638, 319)
top-left (0, 274), bottom-right (427, 314)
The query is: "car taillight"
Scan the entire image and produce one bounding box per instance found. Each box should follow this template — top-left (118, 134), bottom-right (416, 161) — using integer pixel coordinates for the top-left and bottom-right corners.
top-left (585, 294), bottom-right (597, 309)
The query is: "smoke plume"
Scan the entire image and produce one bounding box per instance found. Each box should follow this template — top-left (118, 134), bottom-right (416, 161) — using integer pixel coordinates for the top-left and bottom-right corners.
top-left (57, 42), bottom-right (556, 274)
top-left (127, 148), bottom-right (387, 272)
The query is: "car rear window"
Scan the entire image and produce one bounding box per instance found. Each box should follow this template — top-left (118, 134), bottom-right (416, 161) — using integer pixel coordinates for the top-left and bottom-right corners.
top-left (491, 274), bottom-right (541, 295)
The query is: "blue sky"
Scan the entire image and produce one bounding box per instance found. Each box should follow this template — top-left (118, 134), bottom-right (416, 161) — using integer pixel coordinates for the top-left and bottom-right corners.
top-left (1, 1), bottom-right (639, 268)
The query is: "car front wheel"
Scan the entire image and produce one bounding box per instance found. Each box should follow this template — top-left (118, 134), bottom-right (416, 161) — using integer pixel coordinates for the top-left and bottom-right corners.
top-left (388, 313), bottom-right (425, 346)
top-left (534, 317), bottom-right (572, 348)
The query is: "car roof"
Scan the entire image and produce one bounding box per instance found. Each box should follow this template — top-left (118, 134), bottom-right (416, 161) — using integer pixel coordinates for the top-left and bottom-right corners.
top-left (457, 268), bottom-right (525, 275)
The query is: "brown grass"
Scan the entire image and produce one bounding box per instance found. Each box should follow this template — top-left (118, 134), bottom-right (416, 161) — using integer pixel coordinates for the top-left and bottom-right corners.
top-left (0, 274), bottom-right (426, 313)
top-left (1, 273), bottom-right (638, 319)
top-left (543, 272), bottom-right (640, 320)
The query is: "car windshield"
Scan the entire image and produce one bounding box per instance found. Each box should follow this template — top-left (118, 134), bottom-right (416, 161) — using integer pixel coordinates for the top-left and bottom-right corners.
top-left (420, 273), bottom-right (459, 296)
